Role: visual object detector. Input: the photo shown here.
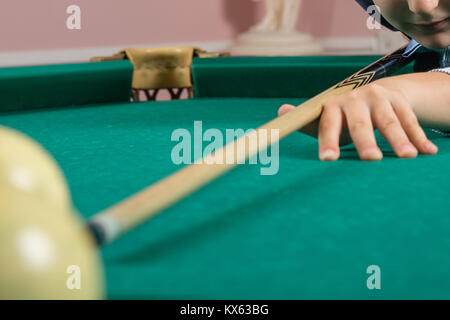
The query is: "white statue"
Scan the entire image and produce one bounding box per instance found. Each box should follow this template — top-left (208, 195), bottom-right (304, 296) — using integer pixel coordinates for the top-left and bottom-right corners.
top-left (252, 0), bottom-right (302, 33)
top-left (230, 0), bottom-right (322, 56)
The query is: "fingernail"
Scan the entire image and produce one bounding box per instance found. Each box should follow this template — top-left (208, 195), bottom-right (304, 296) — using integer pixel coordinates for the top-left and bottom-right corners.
top-left (320, 149), bottom-right (338, 161)
top-left (362, 147), bottom-right (383, 161)
top-left (399, 144), bottom-right (417, 157)
top-left (278, 105), bottom-right (295, 116)
top-left (425, 142), bottom-right (438, 154)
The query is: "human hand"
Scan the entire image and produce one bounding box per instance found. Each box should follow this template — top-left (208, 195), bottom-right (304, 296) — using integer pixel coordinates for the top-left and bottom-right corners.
top-left (278, 79), bottom-right (439, 161)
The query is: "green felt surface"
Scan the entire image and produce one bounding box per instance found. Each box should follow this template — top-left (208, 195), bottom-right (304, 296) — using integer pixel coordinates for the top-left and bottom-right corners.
top-left (0, 56), bottom-right (414, 114)
top-left (192, 55), bottom-right (415, 98)
top-left (1, 97), bottom-right (449, 299)
top-left (0, 60), bottom-right (133, 112)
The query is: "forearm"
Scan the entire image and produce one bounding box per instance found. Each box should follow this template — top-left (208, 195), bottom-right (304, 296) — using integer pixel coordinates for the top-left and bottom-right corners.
top-left (381, 72), bottom-right (450, 130)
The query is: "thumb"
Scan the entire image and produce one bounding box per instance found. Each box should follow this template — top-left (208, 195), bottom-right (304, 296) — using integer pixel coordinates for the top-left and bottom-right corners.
top-left (278, 104), bottom-right (296, 117)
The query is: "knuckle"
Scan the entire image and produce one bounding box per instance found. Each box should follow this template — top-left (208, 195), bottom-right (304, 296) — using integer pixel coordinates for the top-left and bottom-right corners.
top-left (322, 102), bottom-right (335, 110)
top-left (403, 116), bottom-right (420, 131)
top-left (364, 83), bottom-right (383, 98)
top-left (378, 117), bottom-right (398, 131)
top-left (393, 89), bottom-right (410, 105)
top-left (323, 98), bottom-right (340, 108)
top-left (319, 117), bottom-right (335, 132)
top-left (345, 90), bottom-right (360, 102)
top-left (342, 102), bottom-right (360, 114)
top-left (349, 120), bottom-right (369, 132)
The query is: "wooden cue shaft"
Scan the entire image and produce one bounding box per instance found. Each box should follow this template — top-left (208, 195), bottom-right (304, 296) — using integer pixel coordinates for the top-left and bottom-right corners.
top-left (88, 44), bottom-right (417, 245)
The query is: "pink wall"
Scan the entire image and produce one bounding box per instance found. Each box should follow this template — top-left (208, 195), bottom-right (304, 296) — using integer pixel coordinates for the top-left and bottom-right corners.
top-left (0, 0), bottom-right (375, 52)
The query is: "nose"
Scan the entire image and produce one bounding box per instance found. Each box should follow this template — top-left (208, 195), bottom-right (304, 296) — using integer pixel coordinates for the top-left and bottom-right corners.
top-left (407, 0), bottom-right (439, 14)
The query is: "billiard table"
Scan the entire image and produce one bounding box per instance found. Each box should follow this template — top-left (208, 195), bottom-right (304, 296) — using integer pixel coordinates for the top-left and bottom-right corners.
top-left (1, 51), bottom-right (449, 299)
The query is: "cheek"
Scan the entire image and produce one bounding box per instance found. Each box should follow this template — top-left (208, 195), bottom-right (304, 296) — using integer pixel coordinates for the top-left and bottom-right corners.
top-left (372, 0), bottom-right (408, 26)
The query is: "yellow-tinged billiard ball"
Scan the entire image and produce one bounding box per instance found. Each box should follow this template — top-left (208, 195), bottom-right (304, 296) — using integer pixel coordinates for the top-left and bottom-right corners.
top-left (0, 185), bottom-right (104, 299)
top-left (0, 126), bottom-right (70, 209)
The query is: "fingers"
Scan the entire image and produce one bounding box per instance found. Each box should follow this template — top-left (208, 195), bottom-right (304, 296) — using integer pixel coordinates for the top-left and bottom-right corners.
top-left (393, 104), bottom-right (438, 155)
top-left (343, 99), bottom-right (383, 161)
top-left (318, 104), bottom-right (342, 161)
top-left (372, 102), bottom-right (418, 158)
top-left (278, 104), bottom-right (296, 117)
top-left (278, 104), bottom-right (320, 138)
top-left (280, 92), bottom-right (438, 162)
top-left (279, 103), bottom-right (342, 161)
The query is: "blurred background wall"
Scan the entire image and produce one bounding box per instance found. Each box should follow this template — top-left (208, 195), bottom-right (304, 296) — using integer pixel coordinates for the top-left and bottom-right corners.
top-left (0, 0), bottom-right (375, 52)
top-left (0, 0), bottom-right (406, 66)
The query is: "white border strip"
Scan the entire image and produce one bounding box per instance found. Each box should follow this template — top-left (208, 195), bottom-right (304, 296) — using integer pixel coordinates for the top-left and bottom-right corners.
top-left (318, 37), bottom-right (378, 53)
top-left (0, 41), bottom-right (233, 67)
top-left (0, 37), bottom-right (383, 67)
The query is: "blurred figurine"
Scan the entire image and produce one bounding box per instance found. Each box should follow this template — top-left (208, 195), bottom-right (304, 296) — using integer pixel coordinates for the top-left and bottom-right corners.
top-left (252, 0), bottom-right (302, 32)
top-left (230, 0), bottom-right (322, 56)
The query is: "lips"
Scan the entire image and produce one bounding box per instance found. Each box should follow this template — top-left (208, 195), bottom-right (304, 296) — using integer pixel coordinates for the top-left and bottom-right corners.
top-left (414, 17), bottom-right (450, 32)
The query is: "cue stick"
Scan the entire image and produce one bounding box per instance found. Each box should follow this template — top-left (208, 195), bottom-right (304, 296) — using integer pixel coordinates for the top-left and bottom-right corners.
top-left (88, 44), bottom-right (419, 245)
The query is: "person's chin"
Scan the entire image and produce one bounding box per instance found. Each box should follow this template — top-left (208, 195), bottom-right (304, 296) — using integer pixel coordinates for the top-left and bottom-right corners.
top-left (414, 33), bottom-right (450, 50)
